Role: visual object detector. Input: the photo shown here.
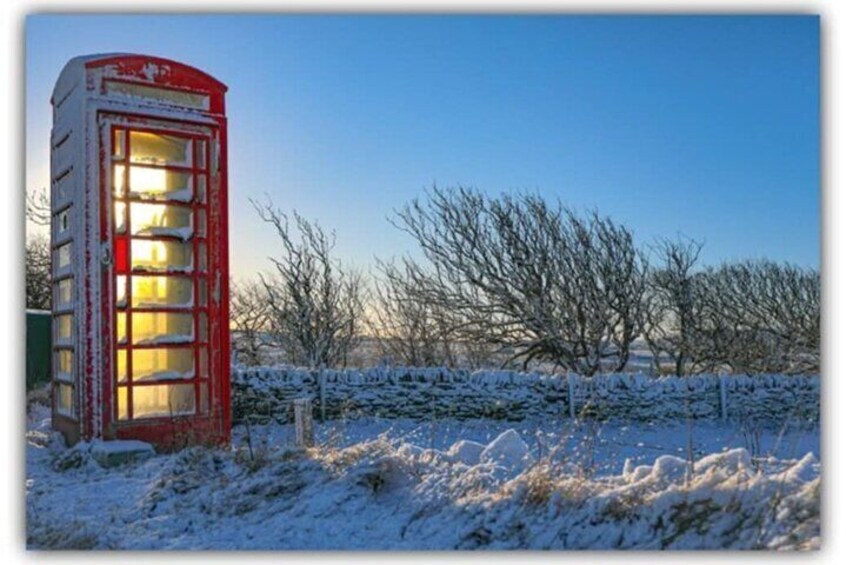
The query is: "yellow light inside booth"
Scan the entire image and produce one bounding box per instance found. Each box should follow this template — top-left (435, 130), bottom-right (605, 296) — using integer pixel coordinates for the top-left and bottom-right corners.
top-left (113, 164), bottom-right (169, 196)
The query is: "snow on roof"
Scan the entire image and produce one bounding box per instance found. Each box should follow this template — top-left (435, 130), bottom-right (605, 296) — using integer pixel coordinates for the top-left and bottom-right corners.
top-left (51, 53), bottom-right (227, 105)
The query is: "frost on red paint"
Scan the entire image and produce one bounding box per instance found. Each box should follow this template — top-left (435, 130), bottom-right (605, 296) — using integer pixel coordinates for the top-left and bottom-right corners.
top-left (49, 54), bottom-right (231, 449)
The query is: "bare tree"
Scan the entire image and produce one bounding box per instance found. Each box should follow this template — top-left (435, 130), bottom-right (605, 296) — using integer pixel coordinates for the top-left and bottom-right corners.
top-left (26, 187), bottom-right (52, 310)
top-left (695, 260), bottom-right (820, 374)
top-left (643, 236), bottom-right (704, 376)
top-left (230, 278), bottom-right (271, 365)
top-left (369, 259), bottom-right (456, 367)
top-left (392, 187), bottom-right (647, 375)
top-left (252, 199), bottom-right (365, 369)
top-left (26, 187), bottom-right (51, 227)
top-left (26, 235), bottom-right (52, 310)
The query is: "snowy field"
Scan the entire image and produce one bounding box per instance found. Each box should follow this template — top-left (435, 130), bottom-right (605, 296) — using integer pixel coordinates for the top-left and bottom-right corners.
top-left (26, 402), bottom-right (820, 550)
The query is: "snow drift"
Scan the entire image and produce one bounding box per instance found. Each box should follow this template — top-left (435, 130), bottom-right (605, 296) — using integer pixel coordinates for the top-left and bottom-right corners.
top-left (26, 406), bottom-right (819, 550)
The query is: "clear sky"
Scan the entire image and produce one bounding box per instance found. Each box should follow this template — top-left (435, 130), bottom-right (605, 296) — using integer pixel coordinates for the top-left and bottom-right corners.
top-left (26, 14), bottom-right (820, 278)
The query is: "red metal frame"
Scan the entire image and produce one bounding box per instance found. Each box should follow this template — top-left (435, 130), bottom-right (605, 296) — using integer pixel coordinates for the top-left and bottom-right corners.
top-left (87, 57), bottom-right (229, 448)
top-left (99, 119), bottom-right (229, 447)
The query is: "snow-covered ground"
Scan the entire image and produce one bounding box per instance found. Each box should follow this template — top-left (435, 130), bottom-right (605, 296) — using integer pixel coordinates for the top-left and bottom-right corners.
top-left (26, 403), bottom-right (820, 550)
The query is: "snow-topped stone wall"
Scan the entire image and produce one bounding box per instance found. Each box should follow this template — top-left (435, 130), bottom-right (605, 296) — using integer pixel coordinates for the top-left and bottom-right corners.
top-left (232, 366), bottom-right (819, 427)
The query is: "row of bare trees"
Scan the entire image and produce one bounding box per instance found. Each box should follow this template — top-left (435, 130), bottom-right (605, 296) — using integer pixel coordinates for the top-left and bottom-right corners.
top-left (26, 184), bottom-right (817, 375)
top-left (644, 239), bottom-right (820, 375)
top-left (233, 187), bottom-right (819, 376)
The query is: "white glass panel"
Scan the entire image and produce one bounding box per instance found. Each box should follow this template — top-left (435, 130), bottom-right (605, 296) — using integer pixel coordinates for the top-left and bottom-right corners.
top-left (131, 240), bottom-right (192, 272)
top-left (196, 209), bottom-right (206, 237)
top-left (55, 314), bottom-right (72, 344)
top-left (196, 140), bottom-right (207, 169)
top-left (55, 208), bottom-right (71, 237)
top-left (113, 164), bottom-right (126, 196)
top-left (199, 383), bottom-right (208, 414)
top-left (114, 201), bottom-right (126, 233)
top-left (106, 81), bottom-right (210, 111)
top-left (55, 243), bottom-right (71, 271)
top-left (56, 349), bottom-right (73, 381)
top-left (131, 276), bottom-right (193, 308)
top-left (132, 348), bottom-right (194, 382)
top-left (116, 311), bottom-right (127, 344)
top-left (56, 278), bottom-right (73, 309)
top-left (130, 203), bottom-right (192, 239)
top-left (118, 386), bottom-right (128, 420)
top-left (197, 242), bottom-right (207, 272)
top-left (130, 132), bottom-right (192, 167)
top-left (113, 129), bottom-right (125, 158)
top-left (196, 175), bottom-right (206, 204)
top-left (114, 164), bottom-right (193, 202)
top-left (198, 312), bottom-right (207, 343)
top-left (132, 384), bottom-right (195, 418)
top-left (57, 383), bottom-right (73, 416)
top-left (116, 275), bottom-right (127, 306)
top-left (132, 312), bottom-right (194, 345)
top-left (117, 349), bottom-right (128, 383)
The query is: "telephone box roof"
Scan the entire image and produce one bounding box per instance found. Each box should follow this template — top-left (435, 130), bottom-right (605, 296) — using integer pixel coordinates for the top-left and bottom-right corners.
top-left (51, 53), bottom-right (228, 105)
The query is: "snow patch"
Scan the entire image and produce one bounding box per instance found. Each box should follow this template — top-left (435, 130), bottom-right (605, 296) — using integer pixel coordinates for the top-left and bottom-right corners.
top-left (480, 429), bottom-right (534, 477)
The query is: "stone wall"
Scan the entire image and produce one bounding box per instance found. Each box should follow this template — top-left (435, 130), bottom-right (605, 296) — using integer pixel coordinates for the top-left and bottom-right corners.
top-left (232, 366), bottom-right (820, 427)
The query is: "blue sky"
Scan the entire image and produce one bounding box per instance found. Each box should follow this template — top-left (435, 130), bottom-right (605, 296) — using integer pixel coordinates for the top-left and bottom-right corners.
top-left (26, 14), bottom-right (820, 277)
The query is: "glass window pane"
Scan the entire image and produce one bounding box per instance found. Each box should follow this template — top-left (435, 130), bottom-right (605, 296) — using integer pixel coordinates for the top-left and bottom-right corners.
top-left (114, 201), bottom-right (126, 233)
top-left (56, 349), bottom-right (73, 381)
top-left (118, 386), bottom-right (128, 420)
top-left (117, 349), bottom-right (128, 383)
top-left (199, 382), bottom-right (208, 414)
top-left (131, 240), bottom-right (192, 272)
top-left (116, 275), bottom-right (127, 306)
top-left (198, 279), bottom-right (207, 306)
top-left (132, 348), bottom-right (194, 382)
top-left (196, 175), bottom-right (206, 204)
top-left (197, 242), bottom-right (207, 272)
top-left (131, 276), bottom-right (193, 308)
top-left (131, 312), bottom-right (194, 345)
top-left (55, 208), bottom-right (71, 237)
top-left (55, 169), bottom-right (73, 202)
top-left (126, 166), bottom-right (192, 202)
top-left (113, 129), bottom-right (125, 158)
top-left (196, 209), bottom-right (206, 237)
top-left (106, 82), bottom-right (210, 111)
top-left (116, 311), bottom-right (127, 344)
top-left (196, 139), bottom-right (207, 169)
top-left (130, 131), bottom-right (192, 167)
top-left (55, 243), bottom-right (71, 271)
top-left (130, 203), bottom-right (192, 239)
top-left (57, 383), bottom-right (74, 416)
top-left (210, 139), bottom-right (218, 173)
top-left (132, 384), bottom-right (195, 418)
top-left (55, 314), bottom-right (72, 344)
top-left (56, 278), bottom-right (73, 309)
top-left (113, 164), bottom-right (126, 196)
top-left (198, 312), bottom-right (207, 343)
top-left (199, 347), bottom-right (208, 378)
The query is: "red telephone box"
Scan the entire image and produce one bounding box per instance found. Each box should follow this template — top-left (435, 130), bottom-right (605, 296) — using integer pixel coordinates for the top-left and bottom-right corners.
top-left (50, 54), bottom-right (230, 448)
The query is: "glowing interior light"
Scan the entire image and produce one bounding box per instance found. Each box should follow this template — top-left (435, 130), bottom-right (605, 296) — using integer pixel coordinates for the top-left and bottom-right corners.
top-left (132, 203), bottom-right (166, 232)
top-left (131, 166), bottom-right (168, 195)
top-left (132, 240), bottom-right (169, 268)
top-left (114, 201), bottom-right (126, 232)
top-left (113, 164), bottom-right (169, 196)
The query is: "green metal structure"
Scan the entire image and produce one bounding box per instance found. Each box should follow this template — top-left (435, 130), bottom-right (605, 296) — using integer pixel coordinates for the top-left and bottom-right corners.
top-left (26, 310), bottom-right (52, 390)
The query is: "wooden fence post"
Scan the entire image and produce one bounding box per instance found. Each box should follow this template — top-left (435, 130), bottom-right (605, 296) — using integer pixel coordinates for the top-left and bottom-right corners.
top-left (719, 375), bottom-right (729, 422)
top-left (568, 373), bottom-right (577, 419)
top-left (294, 398), bottom-right (315, 448)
